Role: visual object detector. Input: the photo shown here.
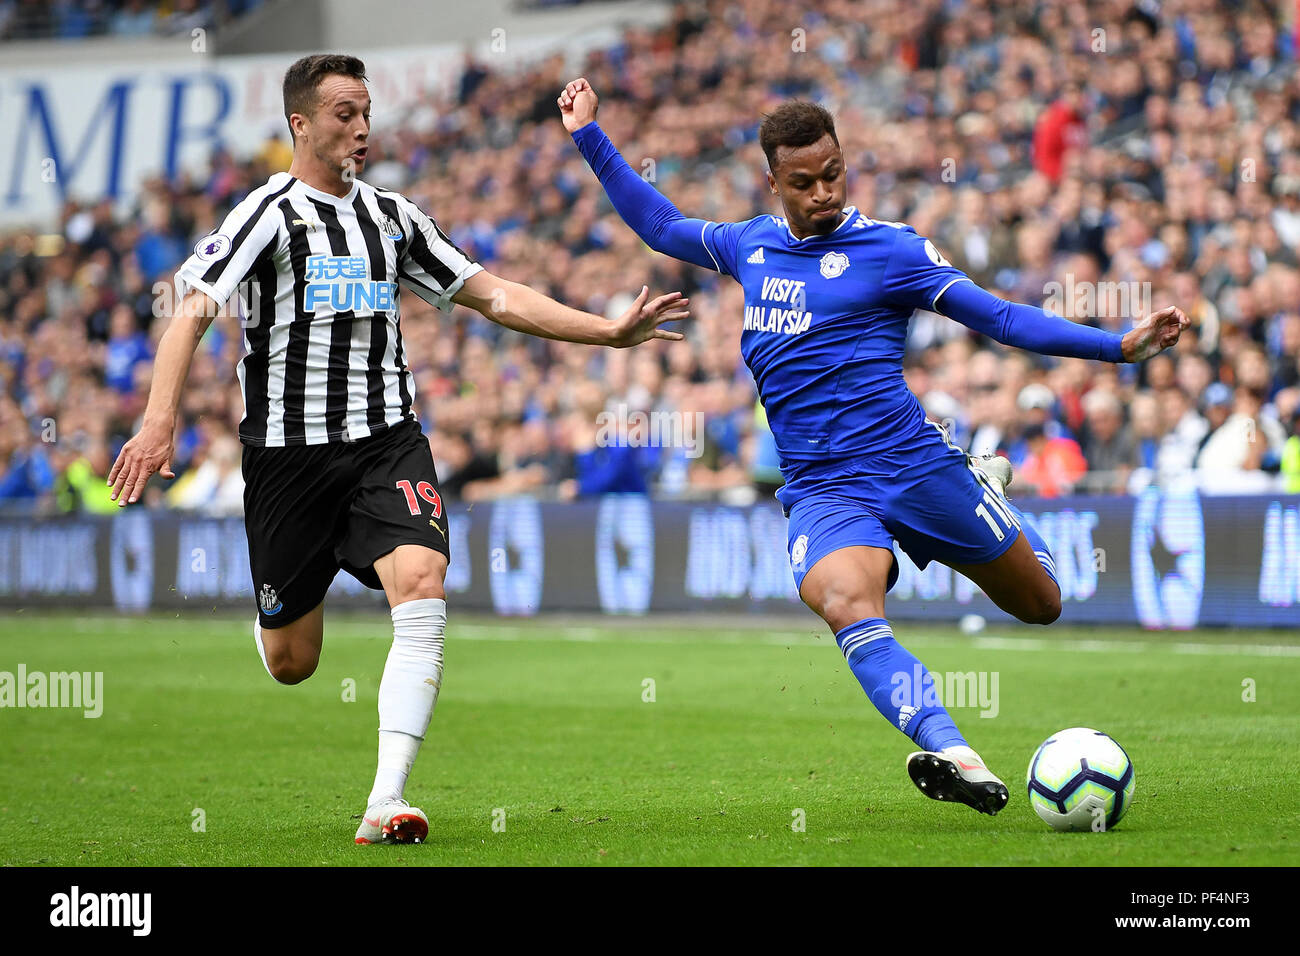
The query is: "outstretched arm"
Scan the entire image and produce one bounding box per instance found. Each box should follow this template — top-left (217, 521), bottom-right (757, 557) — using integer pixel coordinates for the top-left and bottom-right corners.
top-left (452, 270), bottom-right (689, 348)
top-left (559, 78), bottom-right (732, 273)
top-left (936, 281), bottom-right (1188, 363)
top-left (883, 226), bottom-right (1188, 363)
top-left (388, 188), bottom-right (690, 346)
top-left (936, 280), bottom-right (1122, 361)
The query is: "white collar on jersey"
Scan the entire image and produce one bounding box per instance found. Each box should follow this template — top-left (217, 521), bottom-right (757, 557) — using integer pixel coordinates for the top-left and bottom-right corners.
top-left (782, 204), bottom-right (860, 243)
top-left (291, 174), bottom-right (362, 205)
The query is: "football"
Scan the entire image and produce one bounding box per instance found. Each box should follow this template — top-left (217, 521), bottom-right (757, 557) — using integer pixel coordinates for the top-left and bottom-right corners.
top-left (1026, 727), bottom-right (1136, 832)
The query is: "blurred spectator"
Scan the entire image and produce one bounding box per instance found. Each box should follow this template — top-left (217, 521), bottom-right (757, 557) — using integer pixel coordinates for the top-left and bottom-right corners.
top-left (103, 303), bottom-right (151, 394)
top-left (157, 0), bottom-right (209, 38)
top-left (1128, 391), bottom-right (1162, 472)
top-left (0, 404), bottom-right (55, 502)
top-left (165, 432), bottom-right (244, 515)
top-left (1196, 385), bottom-right (1286, 472)
top-left (558, 381), bottom-right (653, 499)
top-left (1155, 386), bottom-right (1209, 480)
top-left (1005, 383), bottom-right (1069, 467)
top-left (53, 435), bottom-right (117, 513)
top-left (1195, 382), bottom-right (1235, 455)
top-left (1016, 423), bottom-right (1088, 499)
top-left (109, 0), bottom-right (156, 36)
top-left (1032, 82), bottom-right (1087, 184)
top-left (1078, 389), bottom-right (1136, 494)
top-left (134, 198), bottom-right (188, 283)
top-left (433, 428), bottom-right (499, 500)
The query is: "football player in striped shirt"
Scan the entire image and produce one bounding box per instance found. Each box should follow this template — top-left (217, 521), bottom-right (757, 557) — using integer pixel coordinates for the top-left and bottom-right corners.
top-left (560, 77), bottom-right (1187, 816)
top-left (107, 55), bottom-right (689, 845)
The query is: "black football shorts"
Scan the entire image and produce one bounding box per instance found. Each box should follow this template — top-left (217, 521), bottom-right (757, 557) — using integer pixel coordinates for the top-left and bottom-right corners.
top-left (241, 419), bottom-right (449, 628)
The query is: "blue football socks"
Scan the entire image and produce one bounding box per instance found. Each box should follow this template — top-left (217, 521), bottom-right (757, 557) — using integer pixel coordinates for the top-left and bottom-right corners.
top-left (835, 617), bottom-right (967, 752)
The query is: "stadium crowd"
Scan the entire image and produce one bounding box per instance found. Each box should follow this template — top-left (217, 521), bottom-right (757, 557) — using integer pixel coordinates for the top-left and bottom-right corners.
top-left (3, 0), bottom-right (1300, 516)
top-left (0, 0), bottom-right (265, 41)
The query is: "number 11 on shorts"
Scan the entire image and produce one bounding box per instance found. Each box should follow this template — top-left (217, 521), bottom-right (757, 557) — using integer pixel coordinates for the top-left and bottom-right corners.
top-left (395, 479), bottom-right (443, 518)
top-left (975, 491), bottom-right (1014, 541)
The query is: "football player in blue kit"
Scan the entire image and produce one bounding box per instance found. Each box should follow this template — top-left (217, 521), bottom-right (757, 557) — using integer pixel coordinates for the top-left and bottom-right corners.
top-left (559, 79), bottom-right (1187, 815)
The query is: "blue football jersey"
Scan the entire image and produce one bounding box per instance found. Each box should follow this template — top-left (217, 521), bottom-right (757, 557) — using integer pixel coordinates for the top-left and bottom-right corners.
top-left (698, 206), bottom-right (969, 468)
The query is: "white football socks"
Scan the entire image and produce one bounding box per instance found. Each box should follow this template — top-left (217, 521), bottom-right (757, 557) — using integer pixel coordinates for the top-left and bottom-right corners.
top-left (367, 597), bottom-right (447, 808)
top-left (253, 617), bottom-right (280, 682)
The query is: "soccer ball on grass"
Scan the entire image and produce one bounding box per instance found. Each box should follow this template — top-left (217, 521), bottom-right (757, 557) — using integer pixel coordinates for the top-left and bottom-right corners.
top-left (1026, 727), bottom-right (1135, 831)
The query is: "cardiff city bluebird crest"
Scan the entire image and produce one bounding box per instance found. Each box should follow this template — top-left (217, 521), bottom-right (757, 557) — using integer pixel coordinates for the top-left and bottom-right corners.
top-left (791, 533), bottom-right (809, 569)
top-left (819, 251), bottom-right (849, 279)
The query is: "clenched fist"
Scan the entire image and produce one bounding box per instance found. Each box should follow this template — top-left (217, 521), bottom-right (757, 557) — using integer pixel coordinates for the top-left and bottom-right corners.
top-left (557, 77), bottom-right (599, 134)
top-left (1121, 306), bottom-right (1191, 362)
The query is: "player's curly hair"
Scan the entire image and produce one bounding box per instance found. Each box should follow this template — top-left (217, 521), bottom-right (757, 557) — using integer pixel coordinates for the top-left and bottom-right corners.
top-left (759, 101), bottom-right (839, 170)
top-left (282, 53), bottom-right (368, 138)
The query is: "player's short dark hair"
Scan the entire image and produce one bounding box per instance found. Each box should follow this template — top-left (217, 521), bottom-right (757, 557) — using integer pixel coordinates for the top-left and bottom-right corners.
top-left (759, 101), bottom-right (839, 170)
top-left (282, 53), bottom-right (368, 138)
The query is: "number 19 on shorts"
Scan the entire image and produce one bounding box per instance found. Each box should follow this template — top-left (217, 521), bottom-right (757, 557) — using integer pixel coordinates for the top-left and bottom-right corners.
top-left (395, 479), bottom-right (443, 519)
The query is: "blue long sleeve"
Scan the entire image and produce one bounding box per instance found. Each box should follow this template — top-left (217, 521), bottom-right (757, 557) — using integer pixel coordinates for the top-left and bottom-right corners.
top-left (935, 279), bottom-right (1126, 363)
top-left (571, 122), bottom-right (721, 271)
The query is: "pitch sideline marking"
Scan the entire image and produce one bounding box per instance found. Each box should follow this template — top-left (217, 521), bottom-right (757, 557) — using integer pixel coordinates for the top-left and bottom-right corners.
top-left (40, 616), bottom-right (1300, 657)
top-left (448, 625), bottom-right (1300, 657)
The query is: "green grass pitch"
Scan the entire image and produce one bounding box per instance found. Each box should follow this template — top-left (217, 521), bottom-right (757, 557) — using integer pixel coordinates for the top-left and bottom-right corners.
top-left (1, 611), bottom-right (1297, 866)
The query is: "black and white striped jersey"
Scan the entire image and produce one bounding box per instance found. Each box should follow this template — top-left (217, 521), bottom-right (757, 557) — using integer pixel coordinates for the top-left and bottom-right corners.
top-left (174, 172), bottom-right (482, 447)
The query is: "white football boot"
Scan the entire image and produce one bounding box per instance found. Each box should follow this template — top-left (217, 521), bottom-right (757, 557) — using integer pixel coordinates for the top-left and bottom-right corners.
top-left (354, 799), bottom-right (429, 845)
top-left (968, 454), bottom-right (1013, 497)
top-left (907, 746), bottom-right (1010, 816)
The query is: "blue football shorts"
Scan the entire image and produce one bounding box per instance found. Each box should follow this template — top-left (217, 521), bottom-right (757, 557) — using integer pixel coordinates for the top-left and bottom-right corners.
top-left (778, 423), bottom-right (1022, 594)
